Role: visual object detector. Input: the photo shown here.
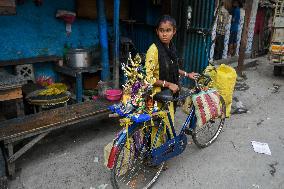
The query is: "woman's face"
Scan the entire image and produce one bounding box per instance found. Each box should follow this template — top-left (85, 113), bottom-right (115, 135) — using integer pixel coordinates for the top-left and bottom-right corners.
top-left (156, 21), bottom-right (176, 45)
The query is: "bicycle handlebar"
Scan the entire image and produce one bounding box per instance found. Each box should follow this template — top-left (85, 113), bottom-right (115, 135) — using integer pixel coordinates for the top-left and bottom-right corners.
top-left (171, 74), bottom-right (212, 101)
top-left (199, 73), bottom-right (212, 87)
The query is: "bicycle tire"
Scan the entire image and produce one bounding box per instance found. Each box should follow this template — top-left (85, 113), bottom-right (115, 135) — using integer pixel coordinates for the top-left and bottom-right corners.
top-left (192, 95), bottom-right (226, 148)
top-left (111, 119), bottom-right (166, 189)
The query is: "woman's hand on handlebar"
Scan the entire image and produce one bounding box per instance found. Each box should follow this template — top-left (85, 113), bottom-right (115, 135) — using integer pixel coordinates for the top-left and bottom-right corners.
top-left (187, 72), bottom-right (200, 80)
top-left (168, 82), bottom-right (179, 94)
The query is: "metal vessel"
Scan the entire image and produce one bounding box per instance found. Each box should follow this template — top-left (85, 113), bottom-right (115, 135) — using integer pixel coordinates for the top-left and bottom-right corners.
top-left (66, 48), bottom-right (92, 68)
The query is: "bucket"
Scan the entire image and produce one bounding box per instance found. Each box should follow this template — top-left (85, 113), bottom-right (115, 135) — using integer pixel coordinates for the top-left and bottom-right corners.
top-left (105, 89), bottom-right (122, 101)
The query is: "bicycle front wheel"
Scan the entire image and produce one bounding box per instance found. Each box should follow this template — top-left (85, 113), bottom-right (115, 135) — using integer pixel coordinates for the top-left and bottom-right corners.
top-left (192, 95), bottom-right (226, 148)
top-left (111, 119), bottom-right (167, 189)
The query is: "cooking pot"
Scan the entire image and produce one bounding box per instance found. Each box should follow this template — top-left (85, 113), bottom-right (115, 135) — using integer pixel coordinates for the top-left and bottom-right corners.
top-left (66, 48), bottom-right (92, 68)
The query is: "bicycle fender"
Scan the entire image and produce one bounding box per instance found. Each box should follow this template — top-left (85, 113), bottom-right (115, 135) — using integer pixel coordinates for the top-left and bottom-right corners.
top-left (107, 130), bottom-right (127, 169)
top-left (107, 122), bottom-right (144, 169)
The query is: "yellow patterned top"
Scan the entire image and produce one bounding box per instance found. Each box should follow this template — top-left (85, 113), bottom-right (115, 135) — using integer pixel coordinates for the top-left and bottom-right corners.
top-left (145, 43), bottom-right (175, 125)
top-left (145, 43), bottom-right (161, 96)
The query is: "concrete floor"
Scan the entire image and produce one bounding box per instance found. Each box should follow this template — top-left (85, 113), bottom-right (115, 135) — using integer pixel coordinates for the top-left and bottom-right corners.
top-left (8, 56), bottom-right (284, 189)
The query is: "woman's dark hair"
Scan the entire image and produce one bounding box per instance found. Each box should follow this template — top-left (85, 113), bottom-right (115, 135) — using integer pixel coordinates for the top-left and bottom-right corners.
top-left (156, 15), bottom-right (177, 29)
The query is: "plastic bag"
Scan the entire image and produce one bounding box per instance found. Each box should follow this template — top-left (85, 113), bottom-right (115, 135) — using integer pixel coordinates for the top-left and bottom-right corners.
top-left (204, 64), bottom-right (237, 117)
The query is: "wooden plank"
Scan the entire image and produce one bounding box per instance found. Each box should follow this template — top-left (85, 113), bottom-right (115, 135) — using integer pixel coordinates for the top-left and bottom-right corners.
top-left (0, 56), bottom-right (62, 67)
top-left (76, 0), bottom-right (129, 20)
top-left (0, 88), bottom-right (22, 101)
top-left (0, 0), bottom-right (15, 6)
top-left (4, 110), bottom-right (110, 144)
top-left (0, 0), bottom-right (16, 15)
top-left (55, 64), bottom-right (98, 77)
top-left (0, 100), bottom-right (114, 141)
top-left (6, 144), bottom-right (15, 176)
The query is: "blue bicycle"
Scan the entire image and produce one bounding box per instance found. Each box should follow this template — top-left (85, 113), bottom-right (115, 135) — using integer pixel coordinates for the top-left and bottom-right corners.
top-left (107, 76), bottom-right (226, 189)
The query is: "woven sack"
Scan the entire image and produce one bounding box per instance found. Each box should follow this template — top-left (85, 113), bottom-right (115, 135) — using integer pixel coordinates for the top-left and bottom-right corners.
top-left (192, 89), bottom-right (222, 127)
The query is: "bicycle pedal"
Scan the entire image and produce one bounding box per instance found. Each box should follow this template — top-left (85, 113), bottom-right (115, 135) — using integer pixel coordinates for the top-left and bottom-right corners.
top-left (184, 128), bottom-right (192, 135)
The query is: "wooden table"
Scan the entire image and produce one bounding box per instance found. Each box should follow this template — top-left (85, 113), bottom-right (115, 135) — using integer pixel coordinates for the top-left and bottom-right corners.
top-left (0, 85), bottom-right (25, 117)
top-left (55, 65), bottom-right (99, 103)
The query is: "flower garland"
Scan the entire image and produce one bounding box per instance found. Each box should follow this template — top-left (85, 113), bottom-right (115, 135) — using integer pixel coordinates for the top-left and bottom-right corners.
top-left (120, 53), bottom-right (155, 115)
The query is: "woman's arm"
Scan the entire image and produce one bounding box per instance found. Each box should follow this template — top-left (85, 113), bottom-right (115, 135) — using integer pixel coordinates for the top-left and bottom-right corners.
top-left (154, 80), bottom-right (179, 93)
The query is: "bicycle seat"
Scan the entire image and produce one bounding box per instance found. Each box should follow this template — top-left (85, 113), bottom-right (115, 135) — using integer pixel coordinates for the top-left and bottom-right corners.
top-left (153, 89), bottom-right (173, 102)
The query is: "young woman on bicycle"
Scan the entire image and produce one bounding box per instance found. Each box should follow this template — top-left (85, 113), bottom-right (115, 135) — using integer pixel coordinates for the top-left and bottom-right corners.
top-left (145, 15), bottom-right (199, 121)
top-left (110, 15), bottom-right (226, 189)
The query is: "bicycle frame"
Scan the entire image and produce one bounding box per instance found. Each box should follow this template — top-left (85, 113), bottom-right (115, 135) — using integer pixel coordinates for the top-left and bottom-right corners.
top-left (180, 105), bottom-right (197, 134)
top-left (107, 103), bottom-right (197, 169)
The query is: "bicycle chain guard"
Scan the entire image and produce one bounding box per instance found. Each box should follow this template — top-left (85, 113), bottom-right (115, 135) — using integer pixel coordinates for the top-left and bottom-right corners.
top-left (151, 134), bottom-right (187, 166)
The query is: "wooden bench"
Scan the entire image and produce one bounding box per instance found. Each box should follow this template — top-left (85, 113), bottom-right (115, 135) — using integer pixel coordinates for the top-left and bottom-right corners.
top-left (0, 100), bottom-right (113, 177)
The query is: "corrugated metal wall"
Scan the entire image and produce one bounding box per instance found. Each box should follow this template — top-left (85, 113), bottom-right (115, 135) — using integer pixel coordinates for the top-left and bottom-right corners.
top-left (121, 23), bottom-right (156, 53)
top-left (182, 0), bottom-right (215, 76)
top-left (131, 24), bottom-right (156, 53)
top-left (123, 0), bottom-right (160, 54)
top-left (121, 0), bottom-right (216, 76)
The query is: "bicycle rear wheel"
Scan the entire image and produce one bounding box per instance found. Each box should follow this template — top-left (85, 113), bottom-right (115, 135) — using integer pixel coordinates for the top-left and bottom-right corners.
top-left (111, 119), bottom-right (167, 189)
top-left (192, 95), bottom-right (226, 148)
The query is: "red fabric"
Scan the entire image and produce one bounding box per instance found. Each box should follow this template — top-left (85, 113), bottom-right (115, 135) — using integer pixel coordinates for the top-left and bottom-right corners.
top-left (254, 8), bottom-right (265, 34)
top-left (196, 97), bottom-right (207, 125)
top-left (204, 94), bottom-right (218, 118)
